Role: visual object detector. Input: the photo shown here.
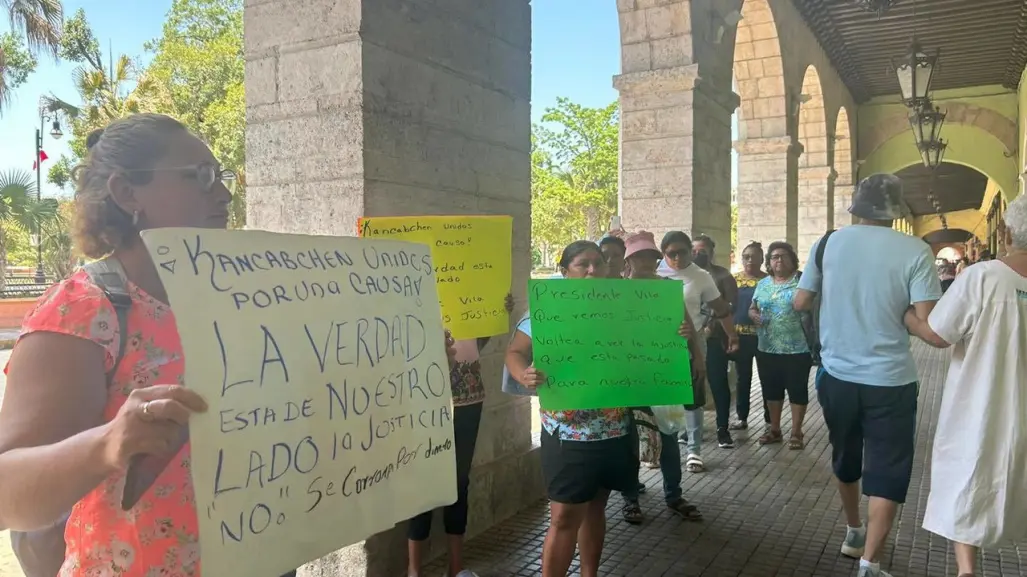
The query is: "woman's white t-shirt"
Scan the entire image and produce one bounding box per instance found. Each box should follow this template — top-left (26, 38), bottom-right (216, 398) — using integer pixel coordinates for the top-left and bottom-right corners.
top-left (922, 260), bottom-right (1027, 547)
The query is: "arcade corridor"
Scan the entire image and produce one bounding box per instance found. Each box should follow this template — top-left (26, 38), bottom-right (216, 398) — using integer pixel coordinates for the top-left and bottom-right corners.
top-left (426, 342), bottom-right (1026, 577)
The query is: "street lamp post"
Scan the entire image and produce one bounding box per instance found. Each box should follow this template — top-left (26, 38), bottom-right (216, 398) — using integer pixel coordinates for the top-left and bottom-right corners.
top-left (34, 107), bottom-right (63, 284)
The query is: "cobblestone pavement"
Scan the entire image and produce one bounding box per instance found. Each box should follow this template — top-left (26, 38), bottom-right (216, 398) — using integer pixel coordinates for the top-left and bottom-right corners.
top-left (426, 341), bottom-right (1027, 576)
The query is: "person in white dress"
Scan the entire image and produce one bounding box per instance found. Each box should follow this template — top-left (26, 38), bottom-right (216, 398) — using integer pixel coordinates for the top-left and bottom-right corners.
top-left (902, 193), bottom-right (1027, 577)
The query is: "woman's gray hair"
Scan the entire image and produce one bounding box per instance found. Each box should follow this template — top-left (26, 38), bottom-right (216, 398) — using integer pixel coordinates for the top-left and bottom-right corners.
top-left (1006, 193), bottom-right (1027, 250)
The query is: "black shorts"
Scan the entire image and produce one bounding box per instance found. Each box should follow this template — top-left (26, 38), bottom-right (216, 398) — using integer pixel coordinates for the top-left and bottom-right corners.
top-left (756, 351), bottom-right (813, 404)
top-left (540, 429), bottom-right (637, 504)
top-left (816, 369), bottom-right (918, 504)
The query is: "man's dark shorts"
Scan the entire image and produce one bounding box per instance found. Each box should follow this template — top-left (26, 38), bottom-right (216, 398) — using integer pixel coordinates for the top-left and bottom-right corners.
top-left (816, 368), bottom-right (918, 504)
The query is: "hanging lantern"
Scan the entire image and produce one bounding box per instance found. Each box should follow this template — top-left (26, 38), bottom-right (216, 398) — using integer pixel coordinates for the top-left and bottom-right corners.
top-left (908, 104), bottom-right (946, 148)
top-left (918, 140), bottom-right (946, 169)
top-left (892, 39), bottom-right (939, 110)
top-left (854, 0), bottom-right (897, 17)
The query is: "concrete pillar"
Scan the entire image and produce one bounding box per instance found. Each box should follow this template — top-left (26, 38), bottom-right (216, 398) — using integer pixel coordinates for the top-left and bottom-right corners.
top-left (615, 0), bottom-right (736, 251)
top-left (734, 136), bottom-right (800, 249)
top-left (797, 165), bottom-right (835, 260)
top-left (243, 0), bottom-right (542, 574)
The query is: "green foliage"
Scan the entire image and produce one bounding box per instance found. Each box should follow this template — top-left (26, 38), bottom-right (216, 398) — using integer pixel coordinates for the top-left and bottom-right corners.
top-left (0, 169), bottom-right (63, 286)
top-left (0, 32), bottom-right (39, 94)
top-left (530, 98), bottom-right (619, 265)
top-left (0, 0), bottom-right (62, 112)
top-left (44, 8), bottom-right (156, 188)
top-left (144, 0), bottom-right (245, 227)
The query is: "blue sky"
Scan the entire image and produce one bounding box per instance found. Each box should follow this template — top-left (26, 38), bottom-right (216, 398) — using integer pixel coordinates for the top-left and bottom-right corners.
top-left (0, 0), bottom-right (735, 198)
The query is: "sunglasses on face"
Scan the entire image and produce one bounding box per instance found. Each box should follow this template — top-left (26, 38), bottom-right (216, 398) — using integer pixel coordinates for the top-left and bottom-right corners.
top-left (665, 249), bottom-right (689, 259)
top-left (769, 253), bottom-right (788, 262)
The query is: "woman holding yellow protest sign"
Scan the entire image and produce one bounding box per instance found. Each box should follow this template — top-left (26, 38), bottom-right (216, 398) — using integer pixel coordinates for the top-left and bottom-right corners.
top-left (0, 114), bottom-right (457, 577)
top-left (407, 293), bottom-right (514, 577)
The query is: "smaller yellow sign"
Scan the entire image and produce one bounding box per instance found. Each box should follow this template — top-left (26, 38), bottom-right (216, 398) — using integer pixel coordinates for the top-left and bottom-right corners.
top-left (358, 215), bottom-right (512, 340)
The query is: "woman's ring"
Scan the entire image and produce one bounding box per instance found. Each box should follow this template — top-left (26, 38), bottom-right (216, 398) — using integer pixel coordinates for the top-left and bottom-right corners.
top-left (141, 401), bottom-right (155, 422)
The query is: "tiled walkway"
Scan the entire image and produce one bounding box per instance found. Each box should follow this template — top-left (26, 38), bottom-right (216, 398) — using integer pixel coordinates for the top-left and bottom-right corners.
top-left (427, 341), bottom-right (1027, 576)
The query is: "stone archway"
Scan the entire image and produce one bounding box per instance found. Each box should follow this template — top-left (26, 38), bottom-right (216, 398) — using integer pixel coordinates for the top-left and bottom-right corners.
top-left (832, 107), bottom-right (854, 228)
top-left (732, 0), bottom-right (798, 255)
top-left (796, 64), bottom-right (831, 258)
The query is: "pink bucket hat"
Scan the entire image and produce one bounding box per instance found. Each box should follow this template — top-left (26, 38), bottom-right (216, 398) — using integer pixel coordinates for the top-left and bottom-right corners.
top-left (624, 231), bottom-right (662, 259)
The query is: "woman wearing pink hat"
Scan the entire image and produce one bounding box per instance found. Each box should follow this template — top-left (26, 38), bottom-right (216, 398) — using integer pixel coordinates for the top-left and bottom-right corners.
top-left (619, 231), bottom-right (706, 525)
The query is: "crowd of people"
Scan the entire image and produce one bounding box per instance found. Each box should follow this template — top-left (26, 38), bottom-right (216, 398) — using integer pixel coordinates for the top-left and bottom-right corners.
top-left (0, 113), bottom-right (1024, 577)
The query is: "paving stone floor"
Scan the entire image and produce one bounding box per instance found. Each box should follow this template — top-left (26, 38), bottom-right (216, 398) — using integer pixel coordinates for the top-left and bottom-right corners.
top-left (426, 340), bottom-right (1027, 576)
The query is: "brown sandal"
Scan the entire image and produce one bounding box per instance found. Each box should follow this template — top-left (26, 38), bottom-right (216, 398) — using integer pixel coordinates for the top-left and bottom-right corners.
top-left (788, 434), bottom-right (805, 450)
top-left (666, 498), bottom-right (703, 521)
top-left (758, 430), bottom-right (783, 445)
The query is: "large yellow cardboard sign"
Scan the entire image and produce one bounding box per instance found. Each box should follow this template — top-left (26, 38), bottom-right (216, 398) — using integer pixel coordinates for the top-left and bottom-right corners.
top-left (357, 215), bottom-right (512, 340)
top-left (140, 228), bottom-right (456, 577)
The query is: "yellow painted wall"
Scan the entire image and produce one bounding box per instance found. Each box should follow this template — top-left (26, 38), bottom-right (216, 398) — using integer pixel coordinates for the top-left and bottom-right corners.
top-left (857, 84), bottom-right (1020, 201)
top-left (911, 179), bottom-right (1002, 241)
top-left (860, 125), bottom-right (1019, 198)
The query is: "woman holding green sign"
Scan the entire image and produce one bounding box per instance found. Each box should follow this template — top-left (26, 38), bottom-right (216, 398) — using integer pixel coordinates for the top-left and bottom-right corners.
top-left (618, 231), bottom-right (706, 525)
top-left (505, 240), bottom-right (634, 577)
top-left (505, 239), bottom-right (700, 577)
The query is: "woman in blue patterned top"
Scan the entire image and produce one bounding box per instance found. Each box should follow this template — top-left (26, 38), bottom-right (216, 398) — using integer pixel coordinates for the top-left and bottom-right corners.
top-left (750, 241), bottom-right (813, 449)
top-left (504, 240), bottom-right (635, 577)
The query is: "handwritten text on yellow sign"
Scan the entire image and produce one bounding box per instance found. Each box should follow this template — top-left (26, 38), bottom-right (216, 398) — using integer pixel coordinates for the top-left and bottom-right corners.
top-left (358, 215), bottom-right (512, 340)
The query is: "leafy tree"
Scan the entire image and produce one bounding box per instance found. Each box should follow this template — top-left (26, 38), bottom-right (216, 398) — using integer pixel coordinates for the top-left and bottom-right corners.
top-left (0, 0), bottom-right (62, 112)
top-left (44, 8), bottom-right (157, 189)
top-left (534, 98), bottom-right (619, 240)
top-left (531, 135), bottom-right (582, 267)
top-left (0, 31), bottom-right (38, 98)
top-left (0, 169), bottom-right (61, 289)
top-left (144, 0), bottom-right (245, 227)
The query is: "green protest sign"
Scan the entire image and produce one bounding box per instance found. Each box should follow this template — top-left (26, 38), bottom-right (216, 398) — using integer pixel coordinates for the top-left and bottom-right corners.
top-left (527, 278), bottom-right (693, 410)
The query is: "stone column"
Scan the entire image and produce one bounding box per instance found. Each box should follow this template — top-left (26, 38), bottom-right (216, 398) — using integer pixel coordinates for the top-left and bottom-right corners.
top-left (614, 0), bottom-right (735, 250)
top-left (615, 68), bottom-right (736, 248)
top-left (797, 165), bottom-right (835, 261)
top-left (734, 136), bottom-right (800, 249)
top-left (834, 177), bottom-right (854, 229)
top-left (244, 0), bottom-right (541, 575)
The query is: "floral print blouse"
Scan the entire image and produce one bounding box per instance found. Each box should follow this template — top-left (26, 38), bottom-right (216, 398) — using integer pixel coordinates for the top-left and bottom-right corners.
top-left (515, 314), bottom-right (630, 442)
top-left (15, 271), bottom-right (201, 577)
top-left (752, 274), bottom-right (810, 355)
top-left (450, 339), bottom-right (485, 406)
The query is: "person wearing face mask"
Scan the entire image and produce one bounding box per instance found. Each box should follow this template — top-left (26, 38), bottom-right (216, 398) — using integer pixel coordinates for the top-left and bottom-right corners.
top-left (656, 232), bottom-right (738, 473)
top-left (690, 235), bottom-right (740, 450)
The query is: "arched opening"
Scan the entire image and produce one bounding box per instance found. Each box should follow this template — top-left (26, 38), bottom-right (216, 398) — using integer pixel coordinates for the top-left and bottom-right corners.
top-left (731, 0), bottom-right (795, 262)
top-left (796, 64), bottom-right (830, 259)
top-left (832, 107), bottom-right (854, 228)
top-left (861, 125), bottom-right (1019, 201)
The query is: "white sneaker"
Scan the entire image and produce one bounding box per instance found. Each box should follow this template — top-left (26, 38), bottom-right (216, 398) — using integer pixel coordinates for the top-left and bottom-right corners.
top-left (841, 523), bottom-right (867, 558)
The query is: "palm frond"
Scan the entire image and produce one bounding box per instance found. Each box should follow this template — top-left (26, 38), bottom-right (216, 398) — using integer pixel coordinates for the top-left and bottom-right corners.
top-left (39, 93), bottom-right (81, 118)
top-left (8, 0), bottom-right (63, 58)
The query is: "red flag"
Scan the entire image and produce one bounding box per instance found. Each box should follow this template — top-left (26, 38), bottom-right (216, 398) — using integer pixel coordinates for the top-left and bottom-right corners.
top-left (32, 150), bottom-right (49, 170)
